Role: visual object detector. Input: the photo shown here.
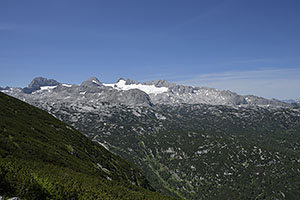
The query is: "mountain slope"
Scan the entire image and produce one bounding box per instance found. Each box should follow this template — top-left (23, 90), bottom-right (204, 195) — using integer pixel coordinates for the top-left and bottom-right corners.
top-left (36, 99), bottom-right (300, 199)
top-left (0, 92), bottom-right (176, 200)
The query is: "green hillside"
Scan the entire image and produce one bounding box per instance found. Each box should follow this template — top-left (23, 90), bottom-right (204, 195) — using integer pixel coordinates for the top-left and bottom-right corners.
top-left (0, 92), bottom-right (176, 200)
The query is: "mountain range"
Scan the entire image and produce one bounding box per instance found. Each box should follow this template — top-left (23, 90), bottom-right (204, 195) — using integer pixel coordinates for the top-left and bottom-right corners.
top-left (0, 77), bottom-right (289, 108)
top-left (1, 77), bottom-right (300, 199)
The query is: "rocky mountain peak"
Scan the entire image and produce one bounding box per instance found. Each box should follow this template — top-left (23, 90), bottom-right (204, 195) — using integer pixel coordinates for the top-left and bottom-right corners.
top-left (115, 78), bottom-right (139, 85)
top-left (22, 77), bottom-right (60, 94)
top-left (87, 76), bottom-right (101, 83)
top-left (126, 79), bottom-right (140, 85)
top-left (81, 77), bottom-right (103, 87)
top-left (28, 77), bottom-right (60, 89)
top-left (117, 77), bottom-right (126, 82)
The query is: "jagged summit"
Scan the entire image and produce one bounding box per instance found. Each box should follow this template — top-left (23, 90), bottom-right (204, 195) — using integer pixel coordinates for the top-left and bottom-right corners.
top-left (117, 77), bottom-right (126, 82)
top-left (87, 76), bottom-right (101, 83)
top-left (28, 77), bottom-right (60, 88)
top-left (22, 77), bottom-right (60, 94)
top-left (125, 78), bottom-right (140, 85)
top-left (115, 78), bottom-right (140, 85)
top-left (81, 76), bottom-right (103, 87)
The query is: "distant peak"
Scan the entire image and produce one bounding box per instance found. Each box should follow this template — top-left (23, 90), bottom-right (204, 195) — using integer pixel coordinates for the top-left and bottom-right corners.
top-left (87, 77), bottom-right (101, 83)
top-left (117, 78), bottom-right (125, 82)
top-left (21, 77), bottom-right (60, 94)
top-left (28, 77), bottom-right (60, 89)
top-left (117, 78), bottom-right (140, 85)
top-left (81, 77), bottom-right (103, 87)
top-left (125, 78), bottom-right (140, 85)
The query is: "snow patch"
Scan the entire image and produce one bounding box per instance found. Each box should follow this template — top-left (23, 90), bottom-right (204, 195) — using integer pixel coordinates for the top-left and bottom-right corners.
top-left (92, 80), bottom-right (101, 85)
top-left (103, 79), bottom-right (168, 95)
top-left (103, 83), bottom-right (115, 88)
top-left (40, 86), bottom-right (57, 91)
top-left (62, 84), bottom-right (72, 87)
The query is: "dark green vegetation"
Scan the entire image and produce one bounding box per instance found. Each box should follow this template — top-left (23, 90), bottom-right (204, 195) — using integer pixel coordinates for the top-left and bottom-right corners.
top-left (0, 92), bottom-right (177, 200)
top-left (48, 102), bottom-right (300, 200)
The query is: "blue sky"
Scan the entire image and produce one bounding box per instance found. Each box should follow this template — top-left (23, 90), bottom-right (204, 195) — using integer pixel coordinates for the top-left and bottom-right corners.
top-left (0, 0), bottom-right (300, 99)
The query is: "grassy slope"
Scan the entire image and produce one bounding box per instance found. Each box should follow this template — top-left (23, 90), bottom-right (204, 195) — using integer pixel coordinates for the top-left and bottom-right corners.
top-left (0, 92), bottom-right (176, 200)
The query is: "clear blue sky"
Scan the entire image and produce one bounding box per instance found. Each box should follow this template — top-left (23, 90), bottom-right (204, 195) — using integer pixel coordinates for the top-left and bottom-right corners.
top-left (1, 0), bottom-right (300, 99)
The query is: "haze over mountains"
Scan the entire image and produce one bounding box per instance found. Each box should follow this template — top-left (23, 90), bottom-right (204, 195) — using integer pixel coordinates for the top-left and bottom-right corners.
top-left (2, 77), bottom-right (300, 199)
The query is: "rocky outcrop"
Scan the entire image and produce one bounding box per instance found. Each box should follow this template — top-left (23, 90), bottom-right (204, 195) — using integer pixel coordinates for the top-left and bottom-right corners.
top-left (22, 77), bottom-right (60, 94)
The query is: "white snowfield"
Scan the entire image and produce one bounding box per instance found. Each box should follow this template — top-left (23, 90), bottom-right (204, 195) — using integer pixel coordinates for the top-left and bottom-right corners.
top-left (62, 84), bottom-right (72, 87)
top-left (103, 80), bottom-right (168, 95)
top-left (40, 84), bottom-right (71, 91)
top-left (40, 86), bottom-right (57, 91)
top-left (38, 80), bottom-right (168, 95)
